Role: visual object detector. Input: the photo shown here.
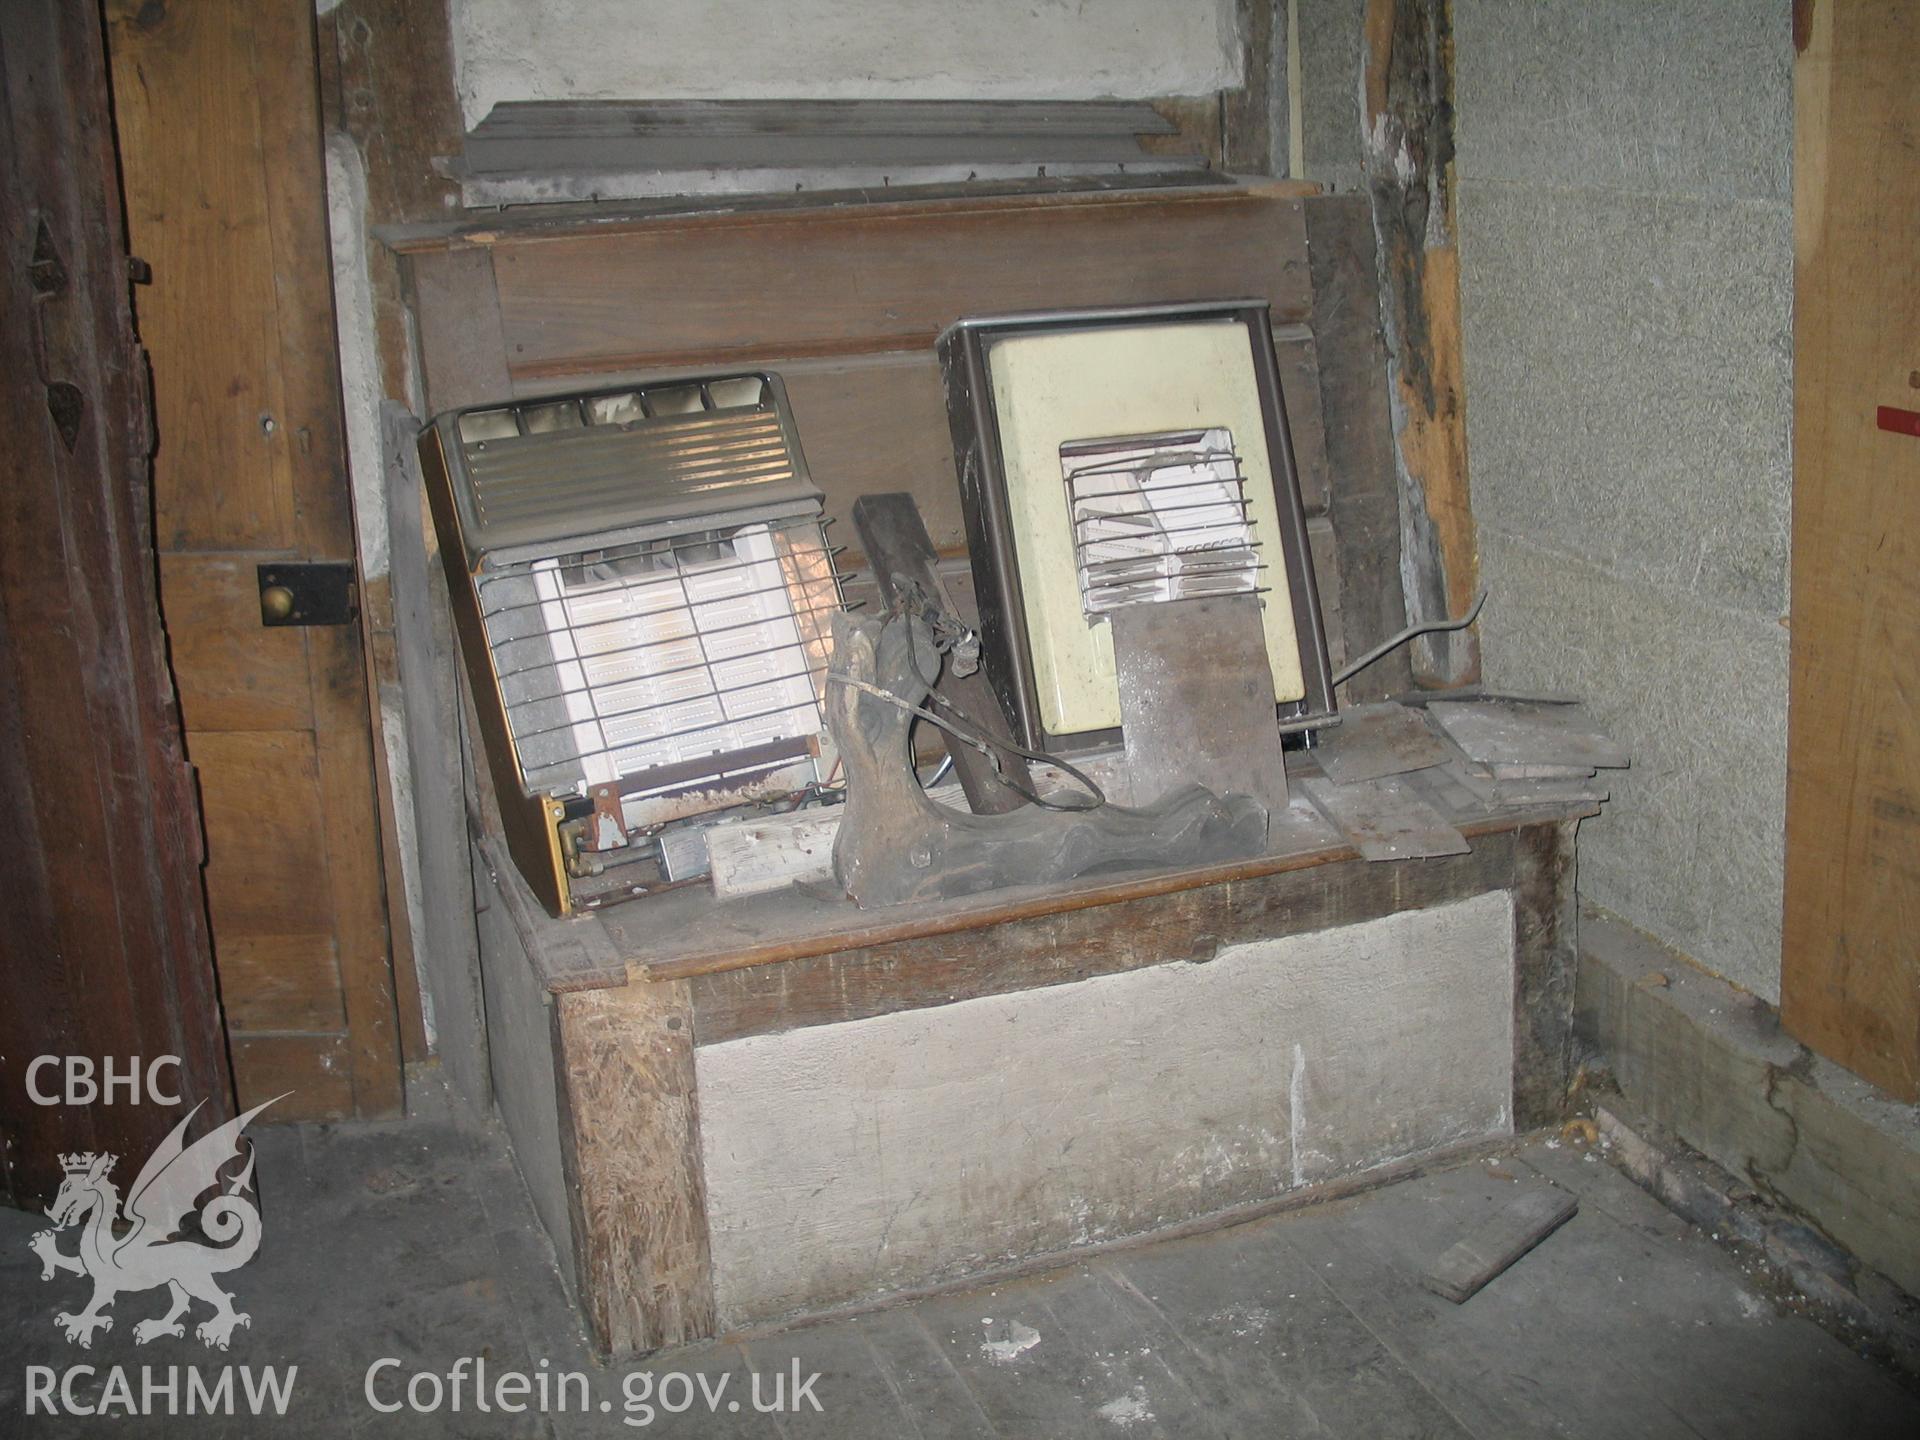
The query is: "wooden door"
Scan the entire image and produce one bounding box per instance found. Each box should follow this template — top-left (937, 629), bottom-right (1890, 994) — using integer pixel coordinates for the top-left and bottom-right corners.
top-left (0, 0), bottom-right (233, 1208)
top-left (104, 0), bottom-right (402, 1119)
top-left (1780, 0), bottom-right (1920, 1100)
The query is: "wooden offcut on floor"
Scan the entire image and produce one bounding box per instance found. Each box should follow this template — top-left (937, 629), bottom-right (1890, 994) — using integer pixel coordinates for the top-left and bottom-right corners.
top-left (1, 1096), bottom-right (1912, 1437)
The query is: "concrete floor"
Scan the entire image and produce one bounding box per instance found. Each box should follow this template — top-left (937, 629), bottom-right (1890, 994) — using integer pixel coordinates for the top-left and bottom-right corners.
top-left (3, 1098), bottom-right (1914, 1438)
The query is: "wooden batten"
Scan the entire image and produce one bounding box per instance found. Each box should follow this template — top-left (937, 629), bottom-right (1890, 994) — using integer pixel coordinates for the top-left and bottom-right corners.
top-left (552, 980), bottom-right (716, 1354)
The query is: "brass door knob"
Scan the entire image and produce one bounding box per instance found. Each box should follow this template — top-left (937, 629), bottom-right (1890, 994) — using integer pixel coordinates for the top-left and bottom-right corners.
top-left (260, 585), bottom-right (296, 622)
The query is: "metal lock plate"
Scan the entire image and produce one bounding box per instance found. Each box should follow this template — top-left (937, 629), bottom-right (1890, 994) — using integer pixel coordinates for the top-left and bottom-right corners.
top-left (257, 562), bottom-right (358, 627)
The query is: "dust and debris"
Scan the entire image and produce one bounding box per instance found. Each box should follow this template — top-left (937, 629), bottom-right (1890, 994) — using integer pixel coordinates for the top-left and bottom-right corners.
top-left (1205, 1304), bottom-right (1275, 1337)
top-left (1096, 1387), bottom-right (1154, 1429)
top-left (1738, 1291), bottom-right (1771, 1322)
top-left (980, 1319), bottom-right (1041, 1364)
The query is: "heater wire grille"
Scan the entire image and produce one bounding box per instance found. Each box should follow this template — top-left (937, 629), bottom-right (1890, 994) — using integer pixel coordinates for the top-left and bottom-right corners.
top-left (1064, 439), bottom-right (1266, 614)
top-left (476, 520), bottom-right (844, 797)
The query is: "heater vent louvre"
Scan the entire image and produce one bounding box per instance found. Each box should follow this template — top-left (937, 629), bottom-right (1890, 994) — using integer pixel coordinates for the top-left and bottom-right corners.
top-left (447, 373), bottom-right (821, 569)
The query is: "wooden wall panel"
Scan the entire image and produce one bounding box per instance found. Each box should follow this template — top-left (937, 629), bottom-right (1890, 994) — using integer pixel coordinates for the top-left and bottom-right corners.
top-left (1780, 0), bottom-right (1920, 1100)
top-left (485, 185), bottom-right (1315, 379)
top-left (158, 557), bottom-right (314, 731)
top-left (0, 0), bottom-right (233, 1209)
top-left (107, 0), bottom-right (403, 1120)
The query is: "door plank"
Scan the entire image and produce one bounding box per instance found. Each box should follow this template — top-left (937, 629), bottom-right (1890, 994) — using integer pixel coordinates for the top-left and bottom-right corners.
top-left (0, 0), bottom-right (233, 1207)
top-left (159, 555), bottom-right (314, 731)
top-left (104, 0), bottom-right (297, 552)
top-left (107, 0), bottom-right (405, 1118)
top-left (1780, 0), bottom-right (1920, 1099)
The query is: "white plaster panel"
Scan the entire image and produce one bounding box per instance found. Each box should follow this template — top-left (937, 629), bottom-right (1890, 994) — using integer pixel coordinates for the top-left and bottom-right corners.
top-left (451, 0), bottom-right (1242, 131)
top-left (696, 889), bottom-right (1516, 1326)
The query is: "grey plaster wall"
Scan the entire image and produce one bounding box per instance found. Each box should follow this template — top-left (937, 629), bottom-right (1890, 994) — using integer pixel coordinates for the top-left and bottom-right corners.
top-left (1295, 0), bottom-right (1368, 195)
top-left (1451, 0), bottom-right (1795, 999)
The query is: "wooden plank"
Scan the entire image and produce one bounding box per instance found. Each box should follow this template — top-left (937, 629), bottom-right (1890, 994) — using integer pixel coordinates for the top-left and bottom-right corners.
top-left (216, 934), bottom-right (347, 1032)
top-left (1779, 0), bottom-right (1920, 1101)
top-left (1221, 0), bottom-right (1277, 175)
top-left (409, 245), bottom-right (512, 414)
top-left (789, 356), bottom-right (968, 552)
top-left (553, 980), bottom-right (716, 1355)
top-left (319, 0), bottom-right (464, 396)
top-left (1300, 775), bottom-right (1471, 862)
top-left (228, 1034), bottom-right (356, 1119)
top-left (1359, 0), bottom-right (1479, 686)
top-left (384, 402), bottom-right (489, 1109)
top-left (685, 823), bottom-right (1570, 1050)
top-left (106, 0), bottom-right (297, 552)
top-left (0, 0), bottom-right (233, 1207)
top-left (158, 555), bottom-right (314, 731)
top-left (307, 622), bottom-right (404, 1117)
top-left (1274, 327), bottom-right (1333, 516)
top-left (191, 730), bottom-right (337, 935)
top-left (487, 185), bottom-right (1314, 378)
top-left (601, 799), bottom-right (1593, 990)
top-left (1421, 1186), bottom-right (1579, 1303)
top-left (707, 812), bottom-right (842, 899)
top-left (1306, 514), bottom-right (1347, 673)
top-left (109, 0), bottom-right (405, 1118)
top-left (1302, 195), bottom-right (1413, 703)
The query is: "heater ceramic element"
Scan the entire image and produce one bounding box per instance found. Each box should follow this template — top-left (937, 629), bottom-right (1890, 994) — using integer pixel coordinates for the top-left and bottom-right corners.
top-left (420, 372), bottom-right (844, 915)
top-left (941, 303), bottom-right (1336, 753)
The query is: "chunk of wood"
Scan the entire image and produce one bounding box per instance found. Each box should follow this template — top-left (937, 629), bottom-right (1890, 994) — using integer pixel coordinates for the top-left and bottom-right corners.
top-left (1422, 1185), bottom-right (1579, 1304)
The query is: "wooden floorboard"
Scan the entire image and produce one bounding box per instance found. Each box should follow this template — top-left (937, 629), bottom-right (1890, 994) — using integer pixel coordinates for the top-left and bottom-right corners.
top-left (2, 1115), bottom-right (1913, 1437)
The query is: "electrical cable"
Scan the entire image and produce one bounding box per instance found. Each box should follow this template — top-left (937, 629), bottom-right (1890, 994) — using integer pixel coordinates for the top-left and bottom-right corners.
top-left (827, 611), bottom-right (1108, 812)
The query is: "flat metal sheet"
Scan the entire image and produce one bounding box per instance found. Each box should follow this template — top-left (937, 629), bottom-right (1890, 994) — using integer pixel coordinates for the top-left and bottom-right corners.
top-left (1429, 700), bottom-right (1629, 771)
top-left (1111, 594), bottom-right (1288, 815)
top-left (1299, 774), bottom-right (1471, 862)
top-left (1313, 701), bottom-right (1453, 786)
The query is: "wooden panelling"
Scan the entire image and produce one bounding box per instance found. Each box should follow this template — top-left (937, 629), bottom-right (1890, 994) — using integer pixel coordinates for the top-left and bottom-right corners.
top-left (553, 981), bottom-right (716, 1355)
top-left (1274, 329), bottom-right (1333, 516)
top-left (486, 185), bottom-right (1315, 378)
top-left (216, 935), bottom-right (347, 1032)
top-left (1780, 0), bottom-right (1920, 1101)
top-left (0, 0), bottom-right (233, 1208)
top-left (408, 187), bottom-right (1342, 564)
top-left (108, 0), bottom-right (403, 1117)
top-left (158, 556), bottom-right (314, 731)
top-left (785, 355), bottom-right (968, 551)
top-left (1305, 194), bottom-right (1415, 703)
top-left (229, 1034), bottom-right (357, 1119)
top-left (108, 1), bottom-right (297, 553)
top-left (192, 731), bottom-right (336, 935)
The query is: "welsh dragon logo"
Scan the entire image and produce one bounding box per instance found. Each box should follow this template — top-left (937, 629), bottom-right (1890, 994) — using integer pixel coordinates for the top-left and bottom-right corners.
top-left (29, 1096), bottom-right (281, 1350)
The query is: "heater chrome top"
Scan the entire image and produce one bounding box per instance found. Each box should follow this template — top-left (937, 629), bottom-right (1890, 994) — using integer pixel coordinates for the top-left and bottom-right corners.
top-left (438, 372), bottom-right (821, 571)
